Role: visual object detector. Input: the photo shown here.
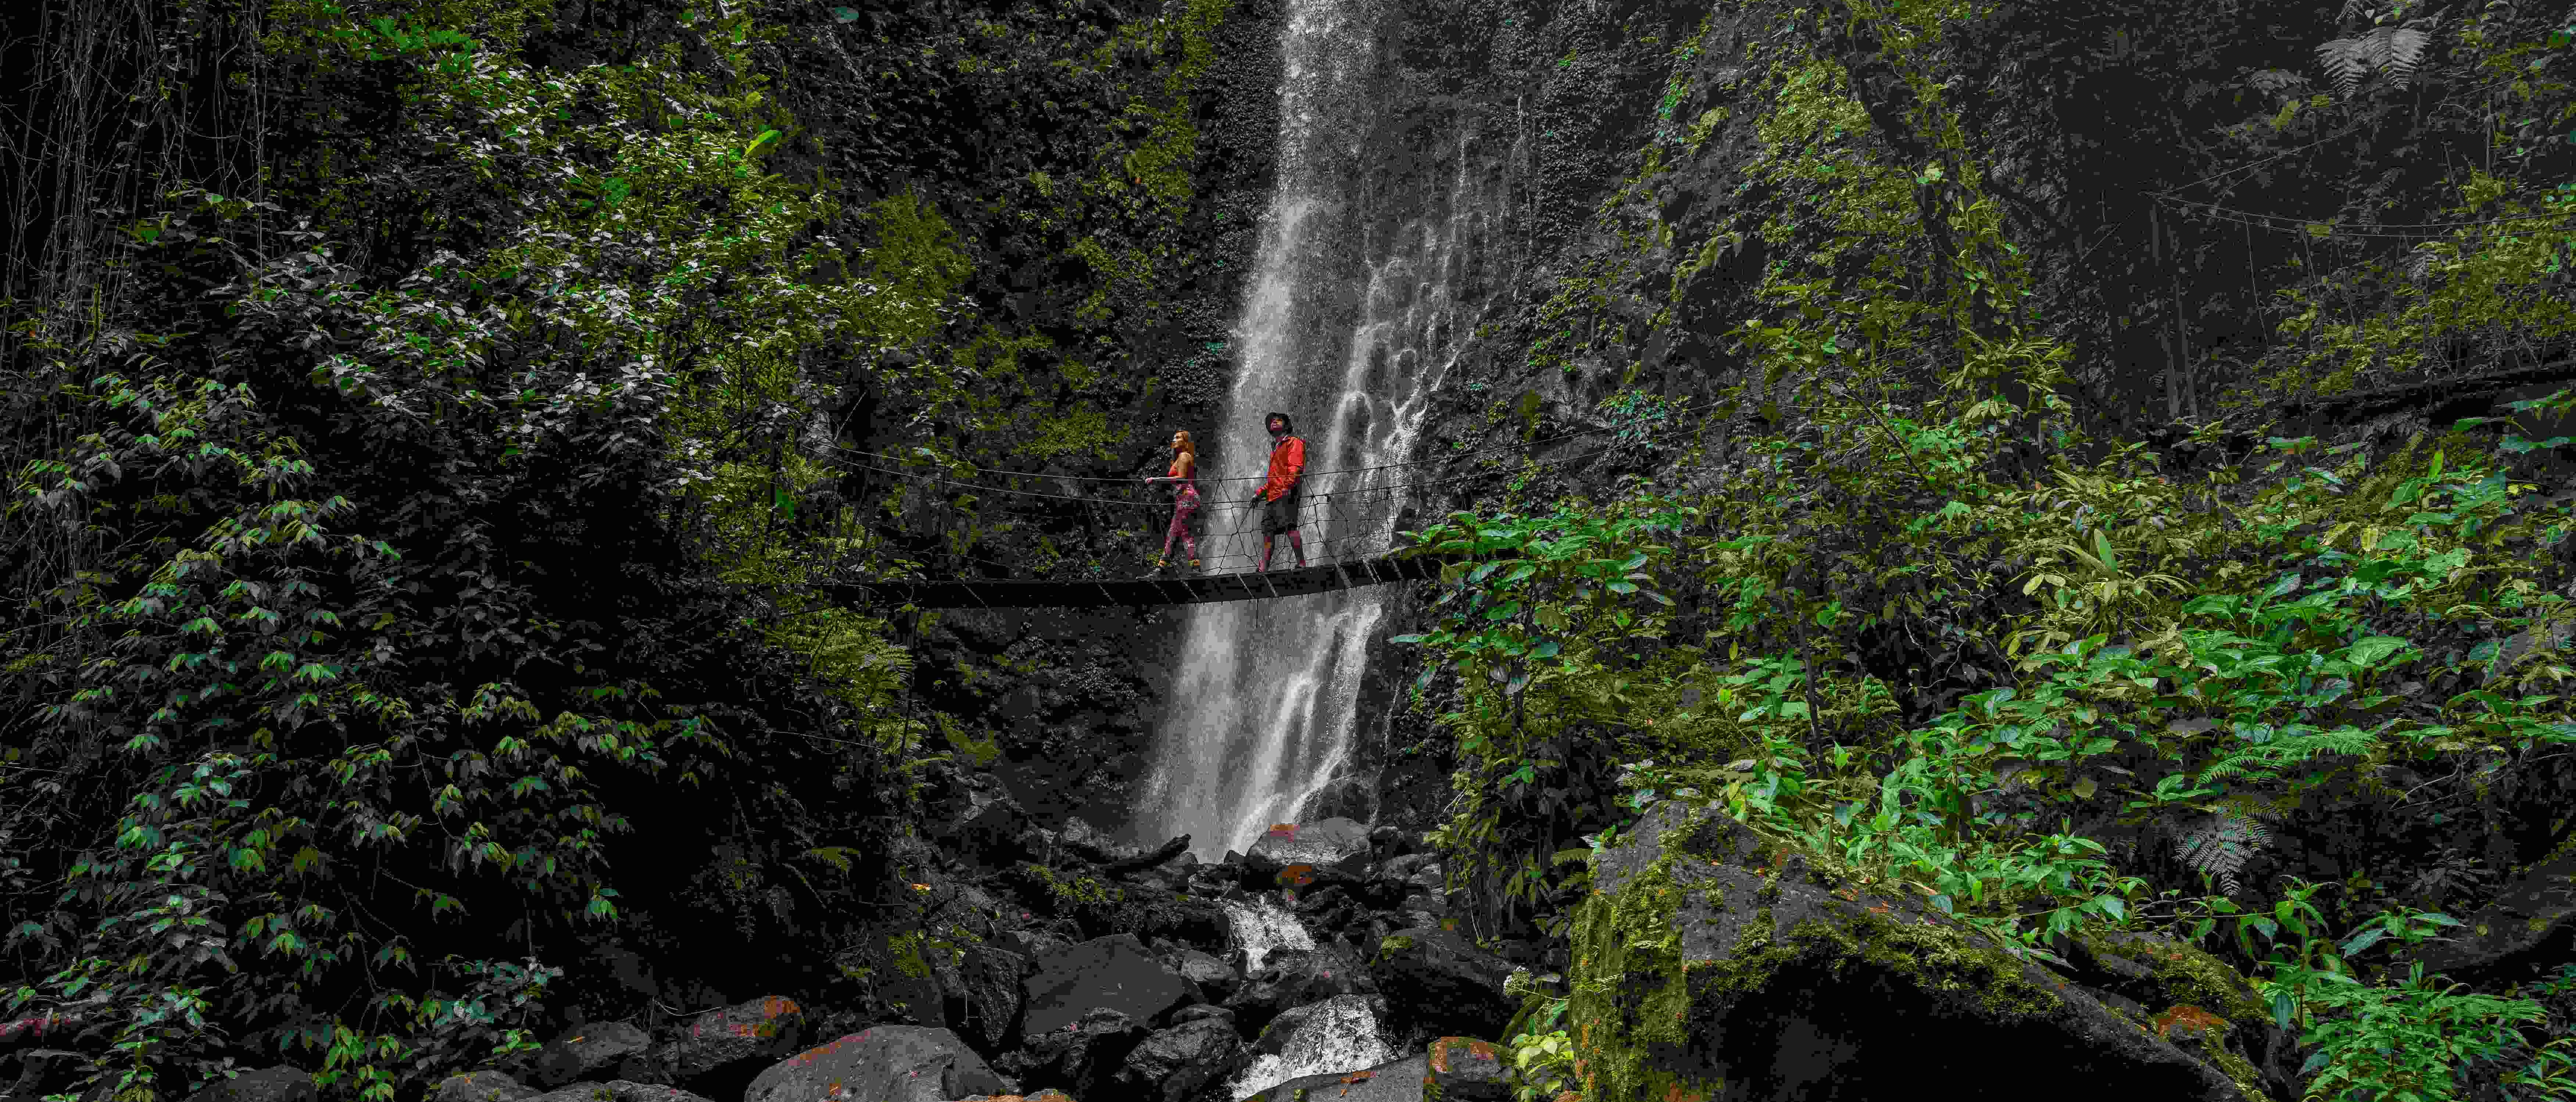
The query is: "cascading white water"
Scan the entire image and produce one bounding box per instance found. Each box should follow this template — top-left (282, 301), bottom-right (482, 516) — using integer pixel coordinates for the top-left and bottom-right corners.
top-left (1220, 896), bottom-right (1315, 976)
top-left (1139, 0), bottom-right (1507, 862)
top-left (1227, 994), bottom-right (1396, 1100)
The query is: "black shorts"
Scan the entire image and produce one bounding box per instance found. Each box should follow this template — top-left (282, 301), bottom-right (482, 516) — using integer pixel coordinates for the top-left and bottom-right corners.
top-left (1260, 492), bottom-right (1302, 535)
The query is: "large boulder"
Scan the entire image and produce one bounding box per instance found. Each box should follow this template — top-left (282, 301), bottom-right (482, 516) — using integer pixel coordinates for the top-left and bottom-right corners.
top-left (177, 1067), bottom-right (315, 1102)
top-left (1170, 1005), bottom-right (1235, 1027)
top-left (1235, 1052), bottom-right (1427, 1102)
top-left (994, 1007), bottom-right (1149, 1101)
top-left (657, 996), bottom-right (807, 1094)
top-left (1366, 929), bottom-right (1517, 1048)
top-left (1171, 948), bottom-right (1240, 1004)
top-left (1112, 1016), bottom-right (1244, 1102)
top-left (2397, 843), bottom-right (2576, 987)
top-left (2045, 926), bottom-right (2305, 1092)
top-left (935, 773), bottom-right (1040, 868)
top-left (1130, 895), bottom-right (1231, 948)
top-left (4, 1050), bottom-right (90, 1099)
top-left (1223, 944), bottom-right (1378, 1033)
top-left (941, 946), bottom-right (1029, 1052)
top-left (1423, 1038), bottom-right (1514, 1102)
top-left (525, 1084), bottom-right (712, 1102)
top-left (531, 1022), bottom-right (656, 1088)
top-left (1058, 818), bottom-right (1192, 873)
top-left (431, 1072), bottom-right (536, 1102)
top-left (1022, 933), bottom-right (1192, 1037)
top-left (1231, 995), bottom-right (1399, 1102)
top-left (1056, 818), bottom-right (1139, 865)
top-left (744, 1027), bottom-right (1015, 1102)
top-left (1245, 819), bottom-right (1373, 878)
top-left (1566, 800), bottom-right (2297, 1102)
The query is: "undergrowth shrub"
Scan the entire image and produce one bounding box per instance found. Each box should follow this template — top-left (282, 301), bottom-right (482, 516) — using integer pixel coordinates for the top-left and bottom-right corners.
top-left (1, 3), bottom-right (962, 1100)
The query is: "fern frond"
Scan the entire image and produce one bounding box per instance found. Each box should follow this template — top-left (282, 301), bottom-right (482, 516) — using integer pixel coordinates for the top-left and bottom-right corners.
top-left (2318, 21), bottom-right (2439, 99)
top-left (2174, 811), bottom-right (2273, 895)
top-left (2383, 26), bottom-right (2430, 90)
top-left (2197, 727), bottom-right (2379, 785)
top-left (2247, 68), bottom-right (2308, 94)
top-left (2317, 37), bottom-right (2373, 98)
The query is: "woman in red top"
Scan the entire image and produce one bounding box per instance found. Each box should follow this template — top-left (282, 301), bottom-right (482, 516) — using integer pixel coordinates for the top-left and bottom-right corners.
top-left (1144, 429), bottom-right (1201, 571)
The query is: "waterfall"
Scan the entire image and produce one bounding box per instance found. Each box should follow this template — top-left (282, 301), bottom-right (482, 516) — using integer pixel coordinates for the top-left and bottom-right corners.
top-left (1138, 0), bottom-right (1507, 862)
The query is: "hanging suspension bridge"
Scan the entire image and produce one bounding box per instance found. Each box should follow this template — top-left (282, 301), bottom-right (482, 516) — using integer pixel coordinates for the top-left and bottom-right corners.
top-left (808, 411), bottom-right (1689, 609)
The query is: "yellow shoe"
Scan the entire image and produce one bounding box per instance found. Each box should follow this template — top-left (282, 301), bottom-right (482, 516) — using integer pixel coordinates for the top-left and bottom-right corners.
top-left (1189, 558), bottom-right (1202, 570)
top-left (1152, 555), bottom-right (1169, 572)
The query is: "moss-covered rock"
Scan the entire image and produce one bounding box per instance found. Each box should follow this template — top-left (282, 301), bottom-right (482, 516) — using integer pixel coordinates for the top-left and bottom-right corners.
top-left (1563, 801), bottom-right (2289, 1101)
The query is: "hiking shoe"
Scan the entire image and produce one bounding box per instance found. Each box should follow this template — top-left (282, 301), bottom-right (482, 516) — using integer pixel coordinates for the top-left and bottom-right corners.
top-left (1189, 558), bottom-right (1202, 570)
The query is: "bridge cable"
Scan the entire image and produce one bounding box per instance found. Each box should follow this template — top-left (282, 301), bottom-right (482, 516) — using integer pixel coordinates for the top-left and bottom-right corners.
top-left (824, 400), bottom-right (1709, 485)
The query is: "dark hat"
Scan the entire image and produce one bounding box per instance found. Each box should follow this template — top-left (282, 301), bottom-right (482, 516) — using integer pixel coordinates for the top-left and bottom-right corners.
top-left (1264, 411), bottom-right (1295, 434)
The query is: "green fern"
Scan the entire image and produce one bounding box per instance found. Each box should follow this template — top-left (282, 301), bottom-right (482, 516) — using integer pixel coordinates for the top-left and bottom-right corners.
top-left (2174, 810), bottom-right (2273, 895)
top-left (2197, 726), bottom-right (2380, 785)
top-left (2317, 4), bottom-right (2439, 98)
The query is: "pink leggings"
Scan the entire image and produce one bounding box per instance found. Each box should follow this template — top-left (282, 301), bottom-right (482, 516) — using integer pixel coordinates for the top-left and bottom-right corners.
top-left (1163, 486), bottom-right (1200, 559)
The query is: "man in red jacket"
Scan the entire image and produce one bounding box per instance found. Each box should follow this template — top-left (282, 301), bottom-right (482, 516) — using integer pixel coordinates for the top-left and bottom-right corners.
top-left (1253, 410), bottom-right (1306, 572)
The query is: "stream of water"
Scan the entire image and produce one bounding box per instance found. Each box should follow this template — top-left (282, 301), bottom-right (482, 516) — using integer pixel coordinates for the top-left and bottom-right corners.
top-left (1138, 0), bottom-right (1506, 863)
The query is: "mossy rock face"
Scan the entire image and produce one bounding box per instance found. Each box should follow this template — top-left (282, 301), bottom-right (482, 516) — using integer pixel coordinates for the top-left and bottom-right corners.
top-left (1563, 802), bottom-right (2289, 1101)
top-left (2398, 841), bottom-right (2576, 987)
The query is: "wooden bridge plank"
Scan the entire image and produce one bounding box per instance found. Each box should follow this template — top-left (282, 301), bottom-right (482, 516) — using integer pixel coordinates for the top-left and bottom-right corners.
top-left (829, 553), bottom-right (1459, 609)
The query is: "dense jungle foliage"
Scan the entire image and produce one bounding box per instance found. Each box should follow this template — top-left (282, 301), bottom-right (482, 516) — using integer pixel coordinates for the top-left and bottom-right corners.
top-left (1405, 1), bottom-right (2576, 1099)
top-left (0, 0), bottom-right (1253, 1096)
top-left (6, 0), bottom-right (2576, 1101)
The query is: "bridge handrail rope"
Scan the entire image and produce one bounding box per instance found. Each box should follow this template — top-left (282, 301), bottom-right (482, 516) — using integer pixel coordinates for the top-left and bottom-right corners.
top-left (819, 442), bottom-right (1628, 511)
top-left (826, 405), bottom-right (1698, 487)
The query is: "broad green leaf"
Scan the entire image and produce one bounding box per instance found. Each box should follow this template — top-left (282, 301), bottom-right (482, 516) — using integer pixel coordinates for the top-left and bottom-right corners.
top-left (2346, 636), bottom-right (2410, 668)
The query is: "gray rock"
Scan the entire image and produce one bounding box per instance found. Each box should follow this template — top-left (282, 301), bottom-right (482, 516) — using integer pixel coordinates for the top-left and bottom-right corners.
top-left (744, 1027), bottom-right (1013, 1102)
top-left (1573, 800), bottom-right (2295, 1101)
top-left (656, 996), bottom-right (806, 1087)
top-left (1378, 853), bottom-right (1436, 882)
top-left (3, 1049), bottom-right (86, 1098)
top-left (1365, 929), bottom-right (1517, 1045)
top-left (430, 1071), bottom-right (536, 1102)
top-left (1236, 1052), bottom-right (1427, 1102)
top-left (2400, 842), bottom-right (2576, 987)
top-left (1169, 1004), bottom-right (1235, 1026)
top-left (995, 1007), bottom-right (1148, 1101)
top-left (1246, 994), bottom-right (1387, 1060)
top-left (941, 945), bottom-right (1027, 1051)
top-left (531, 1022), bottom-right (653, 1089)
top-left (1245, 818), bottom-right (1373, 876)
top-left (1224, 944), bottom-right (1378, 1032)
top-left (177, 1067), bottom-right (314, 1102)
top-left (934, 772), bottom-right (1038, 867)
top-left (1423, 1037), bottom-right (1514, 1102)
top-left (1021, 933), bottom-right (1191, 1039)
top-left (1116, 1017), bottom-right (1244, 1102)
top-left (525, 1083), bottom-right (710, 1102)
top-left (1173, 948), bottom-right (1239, 1003)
